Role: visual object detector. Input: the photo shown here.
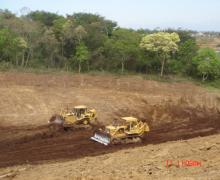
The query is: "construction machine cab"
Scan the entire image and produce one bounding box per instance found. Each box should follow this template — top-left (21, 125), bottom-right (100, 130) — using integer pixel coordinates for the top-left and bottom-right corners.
top-left (121, 117), bottom-right (139, 130)
top-left (73, 105), bottom-right (87, 118)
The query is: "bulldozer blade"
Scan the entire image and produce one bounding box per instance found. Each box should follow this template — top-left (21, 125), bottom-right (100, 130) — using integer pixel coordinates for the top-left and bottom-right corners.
top-left (90, 133), bottom-right (110, 146)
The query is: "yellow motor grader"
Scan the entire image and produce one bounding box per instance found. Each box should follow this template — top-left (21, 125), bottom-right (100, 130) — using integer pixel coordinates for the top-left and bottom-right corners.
top-left (91, 117), bottom-right (150, 145)
top-left (49, 105), bottom-right (97, 130)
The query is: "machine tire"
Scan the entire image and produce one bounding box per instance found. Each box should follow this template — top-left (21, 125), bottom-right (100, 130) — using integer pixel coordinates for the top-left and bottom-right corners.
top-left (83, 120), bottom-right (88, 125)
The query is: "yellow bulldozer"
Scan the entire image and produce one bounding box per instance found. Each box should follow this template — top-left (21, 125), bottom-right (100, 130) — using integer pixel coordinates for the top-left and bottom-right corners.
top-left (91, 117), bottom-right (150, 145)
top-left (49, 105), bottom-right (97, 130)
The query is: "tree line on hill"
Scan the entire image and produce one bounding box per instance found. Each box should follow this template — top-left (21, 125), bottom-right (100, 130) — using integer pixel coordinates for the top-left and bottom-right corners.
top-left (0, 9), bottom-right (220, 81)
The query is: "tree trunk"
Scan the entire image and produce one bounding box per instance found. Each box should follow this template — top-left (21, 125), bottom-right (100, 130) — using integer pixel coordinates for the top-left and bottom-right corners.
top-left (145, 65), bottom-right (148, 75)
top-left (50, 53), bottom-right (54, 67)
top-left (202, 73), bottom-right (208, 81)
top-left (65, 62), bottom-right (68, 71)
top-left (21, 51), bottom-right (25, 67)
top-left (78, 63), bottom-right (81, 73)
top-left (15, 53), bottom-right (18, 67)
top-left (160, 57), bottom-right (165, 77)
top-left (25, 50), bottom-right (31, 68)
top-left (104, 25), bottom-right (109, 36)
top-left (121, 61), bottom-right (124, 74)
top-left (87, 62), bottom-right (90, 72)
top-left (61, 39), bottom-right (64, 58)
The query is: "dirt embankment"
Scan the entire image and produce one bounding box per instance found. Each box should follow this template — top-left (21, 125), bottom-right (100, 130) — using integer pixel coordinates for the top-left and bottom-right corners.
top-left (0, 72), bottom-right (219, 127)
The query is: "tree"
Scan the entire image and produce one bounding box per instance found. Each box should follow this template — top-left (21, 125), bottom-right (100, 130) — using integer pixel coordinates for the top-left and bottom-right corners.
top-left (72, 13), bottom-right (117, 34)
top-left (166, 29), bottom-right (195, 43)
top-left (104, 28), bottom-right (141, 73)
top-left (1, 12), bottom-right (44, 68)
top-left (140, 32), bottom-right (180, 77)
top-left (71, 13), bottom-right (116, 49)
top-left (74, 43), bottom-right (89, 73)
top-left (40, 29), bottom-right (60, 68)
top-left (12, 37), bottom-right (27, 67)
top-left (0, 28), bottom-right (13, 62)
top-left (26, 11), bottom-right (62, 26)
top-left (2, 9), bottom-right (220, 85)
top-left (192, 48), bottom-right (220, 81)
top-left (177, 39), bottom-right (198, 63)
top-left (52, 17), bottom-right (67, 58)
top-left (167, 37), bottom-right (199, 75)
top-left (74, 25), bottom-right (87, 43)
top-left (0, 9), bottom-right (15, 20)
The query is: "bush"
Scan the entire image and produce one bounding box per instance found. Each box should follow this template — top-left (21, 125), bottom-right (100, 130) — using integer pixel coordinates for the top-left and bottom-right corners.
top-left (192, 48), bottom-right (220, 81)
top-left (0, 61), bottom-right (13, 71)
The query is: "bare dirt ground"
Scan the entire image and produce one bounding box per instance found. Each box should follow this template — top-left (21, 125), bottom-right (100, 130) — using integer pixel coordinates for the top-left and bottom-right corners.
top-left (0, 72), bottom-right (220, 179)
top-left (197, 36), bottom-right (220, 51)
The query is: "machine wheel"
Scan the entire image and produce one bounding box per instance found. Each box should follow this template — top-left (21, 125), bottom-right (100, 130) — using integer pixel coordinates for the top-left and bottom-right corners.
top-left (83, 120), bottom-right (88, 125)
top-left (111, 138), bottom-right (121, 145)
top-left (131, 137), bottom-right (142, 143)
top-left (112, 137), bottom-right (142, 144)
top-left (63, 127), bottom-right (69, 131)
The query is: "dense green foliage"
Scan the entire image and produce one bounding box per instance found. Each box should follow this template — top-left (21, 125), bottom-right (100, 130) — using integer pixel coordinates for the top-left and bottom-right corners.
top-left (0, 9), bottom-right (220, 82)
top-left (140, 32), bottom-right (180, 76)
top-left (74, 43), bottom-right (89, 73)
top-left (192, 48), bottom-right (220, 81)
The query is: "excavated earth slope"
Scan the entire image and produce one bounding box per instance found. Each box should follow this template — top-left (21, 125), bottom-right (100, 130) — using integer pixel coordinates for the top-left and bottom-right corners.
top-left (0, 72), bottom-right (220, 179)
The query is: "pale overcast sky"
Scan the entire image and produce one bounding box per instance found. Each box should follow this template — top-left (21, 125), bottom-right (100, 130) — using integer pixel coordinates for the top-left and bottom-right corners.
top-left (1, 0), bottom-right (220, 31)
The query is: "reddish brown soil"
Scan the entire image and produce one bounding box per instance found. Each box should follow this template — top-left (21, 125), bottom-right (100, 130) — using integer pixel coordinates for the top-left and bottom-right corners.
top-left (0, 102), bottom-right (219, 168)
top-left (0, 72), bottom-right (220, 179)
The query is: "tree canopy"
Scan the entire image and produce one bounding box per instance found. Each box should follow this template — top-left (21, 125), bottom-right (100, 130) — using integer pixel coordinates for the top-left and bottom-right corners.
top-left (140, 32), bottom-right (180, 76)
top-left (0, 9), bottom-right (220, 83)
top-left (74, 43), bottom-right (89, 73)
top-left (193, 48), bottom-right (220, 81)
